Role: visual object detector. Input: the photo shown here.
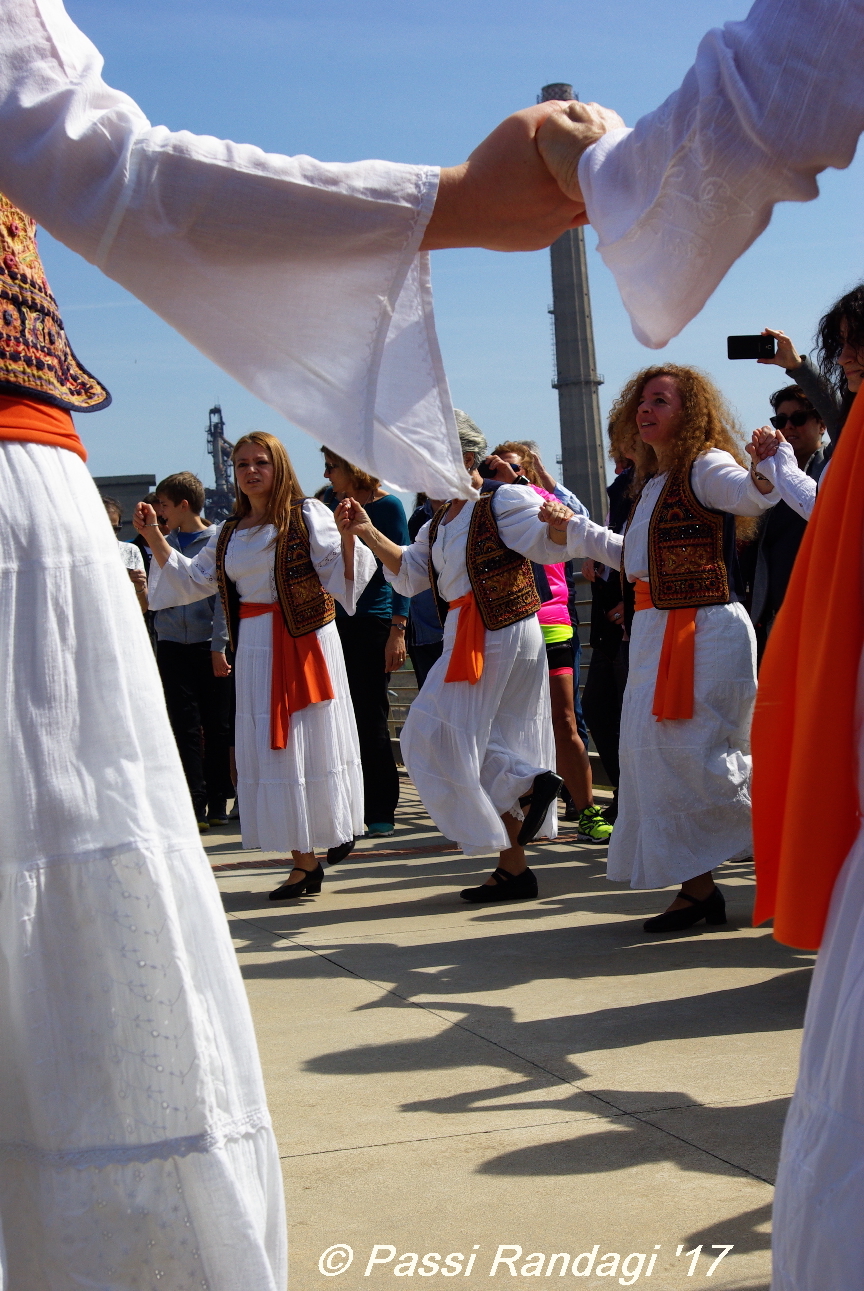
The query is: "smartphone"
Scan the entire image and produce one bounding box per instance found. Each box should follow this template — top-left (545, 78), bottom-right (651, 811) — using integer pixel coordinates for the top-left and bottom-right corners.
top-left (727, 335), bottom-right (776, 360)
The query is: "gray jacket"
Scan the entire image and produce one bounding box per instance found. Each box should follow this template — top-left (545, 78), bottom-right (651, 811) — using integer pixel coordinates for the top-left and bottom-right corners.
top-left (153, 525), bottom-right (229, 650)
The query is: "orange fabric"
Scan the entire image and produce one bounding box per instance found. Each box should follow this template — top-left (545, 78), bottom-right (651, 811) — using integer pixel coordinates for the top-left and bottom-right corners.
top-left (752, 388), bottom-right (864, 950)
top-left (0, 396), bottom-right (86, 460)
top-left (239, 602), bottom-right (334, 750)
top-left (444, 591), bottom-right (485, 685)
top-left (634, 579), bottom-right (697, 721)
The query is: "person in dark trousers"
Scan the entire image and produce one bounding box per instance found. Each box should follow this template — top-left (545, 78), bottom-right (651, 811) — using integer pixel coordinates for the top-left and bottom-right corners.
top-left (748, 385), bottom-right (826, 662)
top-left (406, 495), bottom-right (445, 688)
top-left (580, 463), bottom-right (633, 823)
top-left (321, 447), bottom-right (410, 835)
top-left (152, 472), bottom-right (233, 831)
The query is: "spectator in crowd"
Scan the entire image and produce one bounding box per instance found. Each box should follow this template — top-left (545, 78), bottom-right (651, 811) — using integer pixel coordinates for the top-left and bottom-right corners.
top-left (748, 387), bottom-right (826, 661)
top-left (102, 495), bottom-right (148, 613)
top-left (580, 456), bottom-right (634, 823)
top-left (131, 490), bottom-right (166, 649)
top-left (487, 440), bottom-right (611, 842)
top-left (757, 283), bottom-right (864, 453)
top-left (320, 446), bottom-right (409, 836)
top-left (406, 493), bottom-right (445, 688)
top-left (151, 473), bottom-right (234, 831)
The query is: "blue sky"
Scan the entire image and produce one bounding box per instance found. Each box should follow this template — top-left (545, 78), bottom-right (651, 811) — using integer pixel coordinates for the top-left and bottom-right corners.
top-left (45, 0), bottom-right (864, 501)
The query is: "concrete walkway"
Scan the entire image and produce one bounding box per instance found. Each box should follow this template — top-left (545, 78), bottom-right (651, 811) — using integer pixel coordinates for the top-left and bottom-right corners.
top-left (207, 777), bottom-right (812, 1290)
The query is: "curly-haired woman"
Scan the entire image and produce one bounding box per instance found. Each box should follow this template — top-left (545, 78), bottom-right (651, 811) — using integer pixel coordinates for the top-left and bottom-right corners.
top-left (539, 366), bottom-right (777, 930)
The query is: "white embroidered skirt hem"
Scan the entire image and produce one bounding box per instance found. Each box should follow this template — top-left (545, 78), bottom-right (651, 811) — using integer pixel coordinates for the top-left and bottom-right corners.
top-left (401, 612), bottom-right (556, 855)
top-left (772, 826), bottom-right (864, 1289)
top-left (608, 600), bottom-right (755, 889)
top-left (0, 441), bottom-right (285, 1288)
top-left (234, 615), bottom-right (364, 853)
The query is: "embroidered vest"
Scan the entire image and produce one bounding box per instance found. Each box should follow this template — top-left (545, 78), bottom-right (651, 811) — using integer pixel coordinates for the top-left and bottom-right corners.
top-left (0, 194), bottom-right (110, 412)
top-left (621, 464), bottom-right (737, 623)
top-left (215, 502), bottom-right (336, 651)
top-left (427, 491), bottom-right (541, 631)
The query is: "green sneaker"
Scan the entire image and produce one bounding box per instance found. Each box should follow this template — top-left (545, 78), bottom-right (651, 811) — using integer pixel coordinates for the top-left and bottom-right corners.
top-left (576, 805), bottom-right (614, 842)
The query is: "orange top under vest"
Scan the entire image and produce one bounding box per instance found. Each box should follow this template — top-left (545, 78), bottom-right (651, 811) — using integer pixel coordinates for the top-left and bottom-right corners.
top-left (0, 395), bottom-right (87, 461)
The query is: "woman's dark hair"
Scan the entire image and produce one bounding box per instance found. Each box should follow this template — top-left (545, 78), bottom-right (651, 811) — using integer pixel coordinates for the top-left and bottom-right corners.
top-left (769, 385), bottom-right (821, 418)
top-left (816, 282), bottom-right (864, 396)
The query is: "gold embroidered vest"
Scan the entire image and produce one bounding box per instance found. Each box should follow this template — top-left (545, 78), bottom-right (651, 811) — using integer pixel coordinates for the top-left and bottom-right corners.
top-left (0, 194), bottom-right (110, 411)
top-left (427, 491), bottom-right (541, 630)
top-left (215, 503), bottom-right (336, 651)
top-left (643, 464), bottom-right (730, 608)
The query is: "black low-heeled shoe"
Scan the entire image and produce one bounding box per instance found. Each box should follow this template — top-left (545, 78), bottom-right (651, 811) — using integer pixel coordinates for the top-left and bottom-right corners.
top-left (326, 839), bottom-right (356, 866)
top-left (516, 771), bottom-right (564, 846)
top-left (643, 886), bottom-right (726, 933)
top-left (460, 866), bottom-right (538, 904)
top-left (268, 862), bottom-right (324, 901)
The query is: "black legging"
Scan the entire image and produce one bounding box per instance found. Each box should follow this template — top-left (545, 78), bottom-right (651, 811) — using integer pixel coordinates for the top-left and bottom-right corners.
top-left (336, 614), bottom-right (399, 825)
top-left (581, 642), bottom-right (629, 796)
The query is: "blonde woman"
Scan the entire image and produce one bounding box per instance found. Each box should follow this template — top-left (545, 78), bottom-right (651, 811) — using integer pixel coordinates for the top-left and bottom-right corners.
top-left (539, 366), bottom-right (777, 929)
top-left (136, 431), bottom-right (375, 896)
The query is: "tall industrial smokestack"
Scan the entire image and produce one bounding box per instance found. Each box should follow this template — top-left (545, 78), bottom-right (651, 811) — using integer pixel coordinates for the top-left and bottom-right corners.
top-left (540, 83), bottom-right (606, 521)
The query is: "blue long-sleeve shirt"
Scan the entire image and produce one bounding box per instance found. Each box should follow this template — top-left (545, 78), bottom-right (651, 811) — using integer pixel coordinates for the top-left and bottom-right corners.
top-left (334, 493), bottom-right (410, 621)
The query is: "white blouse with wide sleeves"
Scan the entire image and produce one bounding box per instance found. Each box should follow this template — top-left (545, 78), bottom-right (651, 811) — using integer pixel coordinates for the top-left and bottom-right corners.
top-left (576, 0), bottom-right (864, 347)
top-left (0, 0), bottom-right (471, 499)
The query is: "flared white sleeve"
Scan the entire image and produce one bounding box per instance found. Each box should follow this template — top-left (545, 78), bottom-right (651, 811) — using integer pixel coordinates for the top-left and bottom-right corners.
top-left (751, 442), bottom-right (817, 520)
top-left (691, 448), bottom-right (779, 516)
top-left (304, 499), bottom-right (375, 614)
top-left (0, 0), bottom-right (470, 500)
top-left (577, 0), bottom-right (864, 348)
top-left (147, 532), bottom-right (221, 609)
top-left (382, 520), bottom-right (433, 599)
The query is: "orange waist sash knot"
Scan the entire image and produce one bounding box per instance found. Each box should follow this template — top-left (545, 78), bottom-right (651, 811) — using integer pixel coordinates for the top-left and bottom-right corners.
top-left (634, 580), bottom-right (697, 721)
top-left (0, 396), bottom-right (87, 460)
top-left (444, 591), bottom-right (485, 685)
top-left (239, 602), bottom-right (334, 750)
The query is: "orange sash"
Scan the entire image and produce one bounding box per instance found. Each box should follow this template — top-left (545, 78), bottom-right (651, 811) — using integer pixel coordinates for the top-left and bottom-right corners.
top-left (0, 395), bottom-right (87, 460)
top-left (239, 602), bottom-right (334, 750)
top-left (752, 388), bottom-right (864, 949)
top-left (444, 591), bottom-right (485, 685)
top-left (634, 579), bottom-right (697, 721)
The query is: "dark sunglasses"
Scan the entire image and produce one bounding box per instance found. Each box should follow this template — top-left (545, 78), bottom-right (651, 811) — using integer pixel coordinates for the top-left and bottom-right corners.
top-left (322, 462), bottom-right (337, 474)
top-left (770, 410), bottom-right (815, 430)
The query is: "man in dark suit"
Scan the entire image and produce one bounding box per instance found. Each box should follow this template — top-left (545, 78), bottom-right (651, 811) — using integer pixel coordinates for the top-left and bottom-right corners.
top-left (749, 385), bottom-right (826, 663)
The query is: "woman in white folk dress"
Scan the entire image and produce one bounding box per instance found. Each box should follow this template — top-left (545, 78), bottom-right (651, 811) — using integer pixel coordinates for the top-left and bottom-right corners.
top-left (539, 366), bottom-right (778, 929)
top-left (335, 420), bottom-right (568, 903)
top-left (138, 431), bottom-right (375, 899)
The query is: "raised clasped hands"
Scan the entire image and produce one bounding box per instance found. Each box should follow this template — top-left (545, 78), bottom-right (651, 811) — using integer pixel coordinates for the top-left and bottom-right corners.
top-left (538, 498), bottom-right (575, 530)
top-left (421, 99), bottom-right (625, 253)
top-left (746, 426), bottom-right (784, 464)
top-left (133, 501), bottom-right (159, 534)
top-left (334, 496), bottom-right (371, 537)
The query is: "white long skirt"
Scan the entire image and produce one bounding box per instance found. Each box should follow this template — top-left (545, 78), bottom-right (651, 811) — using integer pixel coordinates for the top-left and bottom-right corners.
top-left (234, 615), bottom-right (364, 853)
top-left (772, 826), bottom-right (864, 1289)
top-left (608, 601), bottom-right (755, 889)
top-left (0, 442), bottom-right (285, 1289)
top-left (401, 611), bottom-right (556, 855)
